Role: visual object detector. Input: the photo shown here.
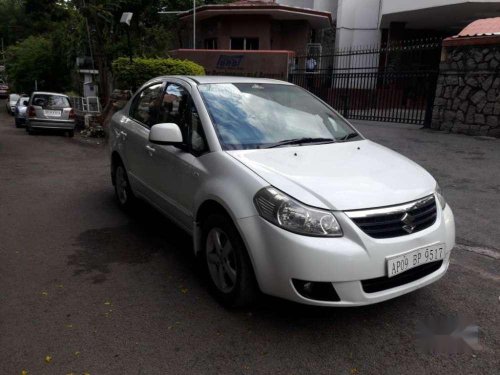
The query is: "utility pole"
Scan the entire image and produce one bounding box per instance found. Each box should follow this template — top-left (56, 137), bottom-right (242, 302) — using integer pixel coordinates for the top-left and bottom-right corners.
top-left (1, 38), bottom-right (5, 81)
top-left (193, 0), bottom-right (196, 49)
top-left (120, 12), bottom-right (134, 63)
top-left (82, 0), bottom-right (96, 72)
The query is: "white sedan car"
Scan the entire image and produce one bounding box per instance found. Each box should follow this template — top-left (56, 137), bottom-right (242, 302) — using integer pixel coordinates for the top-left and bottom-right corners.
top-left (109, 76), bottom-right (455, 307)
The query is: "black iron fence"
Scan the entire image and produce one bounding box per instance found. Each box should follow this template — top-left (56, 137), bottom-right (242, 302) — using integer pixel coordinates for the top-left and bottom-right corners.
top-left (289, 38), bottom-right (442, 125)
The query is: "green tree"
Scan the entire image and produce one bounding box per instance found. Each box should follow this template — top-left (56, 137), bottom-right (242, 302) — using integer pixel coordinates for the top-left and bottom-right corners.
top-left (6, 36), bottom-right (55, 92)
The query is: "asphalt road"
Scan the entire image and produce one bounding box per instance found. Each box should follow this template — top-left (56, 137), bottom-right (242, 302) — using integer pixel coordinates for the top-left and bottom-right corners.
top-left (0, 104), bottom-right (498, 375)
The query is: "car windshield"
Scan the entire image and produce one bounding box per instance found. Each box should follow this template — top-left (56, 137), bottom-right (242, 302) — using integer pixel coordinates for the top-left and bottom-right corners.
top-left (10, 94), bottom-right (20, 102)
top-left (198, 83), bottom-right (360, 150)
top-left (32, 94), bottom-right (70, 109)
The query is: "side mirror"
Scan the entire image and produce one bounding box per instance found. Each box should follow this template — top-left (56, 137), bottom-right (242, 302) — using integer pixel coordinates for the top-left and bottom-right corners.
top-left (149, 123), bottom-right (183, 145)
top-left (23, 100), bottom-right (29, 106)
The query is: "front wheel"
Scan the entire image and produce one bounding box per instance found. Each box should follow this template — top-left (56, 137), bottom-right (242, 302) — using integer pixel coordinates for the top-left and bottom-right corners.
top-left (202, 214), bottom-right (259, 307)
top-left (113, 163), bottom-right (136, 211)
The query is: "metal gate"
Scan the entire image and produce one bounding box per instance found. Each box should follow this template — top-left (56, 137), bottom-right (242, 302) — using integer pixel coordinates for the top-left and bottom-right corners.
top-left (289, 38), bottom-right (442, 125)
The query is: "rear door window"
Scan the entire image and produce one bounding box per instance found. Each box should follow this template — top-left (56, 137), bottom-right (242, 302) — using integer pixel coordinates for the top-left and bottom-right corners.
top-left (32, 94), bottom-right (71, 109)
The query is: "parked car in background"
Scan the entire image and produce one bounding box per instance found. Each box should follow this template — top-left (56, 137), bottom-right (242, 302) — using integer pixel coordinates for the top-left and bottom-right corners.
top-left (6, 93), bottom-right (20, 115)
top-left (14, 95), bottom-right (30, 128)
top-left (109, 76), bottom-right (455, 308)
top-left (0, 79), bottom-right (9, 99)
top-left (26, 92), bottom-right (75, 136)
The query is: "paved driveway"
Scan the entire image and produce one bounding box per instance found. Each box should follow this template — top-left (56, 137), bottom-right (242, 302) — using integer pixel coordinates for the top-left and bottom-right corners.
top-left (0, 105), bottom-right (498, 375)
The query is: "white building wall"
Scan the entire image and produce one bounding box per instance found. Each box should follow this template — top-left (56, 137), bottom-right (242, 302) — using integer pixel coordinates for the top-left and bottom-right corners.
top-left (280, 0), bottom-right (500, 50)
top-left (381, 0), bottom-right (500, 15)
top-left (276, 0), bottom-right (338, 16)
top-left (336, 0), bottom-right (382, 49)
top-left (337, 0), bottom-right (500, 49)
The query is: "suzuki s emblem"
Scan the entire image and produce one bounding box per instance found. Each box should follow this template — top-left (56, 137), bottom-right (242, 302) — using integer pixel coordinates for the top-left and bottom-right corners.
top-left (401, 212), bottom-right (416, 234)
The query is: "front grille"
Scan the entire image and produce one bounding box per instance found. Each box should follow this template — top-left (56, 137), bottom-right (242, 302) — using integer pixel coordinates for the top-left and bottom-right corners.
top-left (347, 195), bottom-right (437, 239)
top-left (361, 260), bottom-right (443, 293)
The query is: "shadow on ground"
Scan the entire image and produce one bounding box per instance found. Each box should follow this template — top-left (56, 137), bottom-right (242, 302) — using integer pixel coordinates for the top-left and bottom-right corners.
top-left (69, 196), bottom-right (194, 283)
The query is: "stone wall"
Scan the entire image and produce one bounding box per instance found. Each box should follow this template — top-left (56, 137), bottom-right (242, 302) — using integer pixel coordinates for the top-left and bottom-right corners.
top-left (431, 44), bottom-right (500, 137)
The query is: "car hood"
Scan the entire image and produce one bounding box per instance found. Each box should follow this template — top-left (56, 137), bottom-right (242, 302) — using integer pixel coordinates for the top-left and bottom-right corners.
top-left (227, 140), bottom-right (436, 211)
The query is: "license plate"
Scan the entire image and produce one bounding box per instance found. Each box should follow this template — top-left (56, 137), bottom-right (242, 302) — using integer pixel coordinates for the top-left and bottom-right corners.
top-left (387, 243), bottom-right (445, 278)
top-left (44, 110), bottom-right (61, 117)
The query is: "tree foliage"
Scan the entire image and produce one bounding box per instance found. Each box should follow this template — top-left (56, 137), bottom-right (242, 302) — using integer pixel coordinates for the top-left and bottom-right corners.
top-left (0, 0), bottom-right (229, 98)
top-left (5, 36), bottom-right (56, 92)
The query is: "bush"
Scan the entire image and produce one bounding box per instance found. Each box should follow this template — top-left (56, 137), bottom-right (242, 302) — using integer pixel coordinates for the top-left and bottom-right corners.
top-left (112, 57), bottom-right (205, 90)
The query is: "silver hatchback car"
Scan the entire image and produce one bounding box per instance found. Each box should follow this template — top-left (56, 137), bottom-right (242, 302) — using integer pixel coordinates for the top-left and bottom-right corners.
top-left (26, 92), bottom-right (76, 136)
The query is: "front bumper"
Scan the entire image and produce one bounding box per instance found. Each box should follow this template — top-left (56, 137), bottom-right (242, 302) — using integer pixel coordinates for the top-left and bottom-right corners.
top-left (238, 204), bottom-right (455, 306)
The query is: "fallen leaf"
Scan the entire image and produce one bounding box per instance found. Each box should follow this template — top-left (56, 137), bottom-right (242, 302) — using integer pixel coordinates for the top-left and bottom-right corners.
top-left (41, 291), bottom-right (48, 297)
top-left (66, 324), bottom-right (73, 328)
top-left (21, 370), bottom-right (28, 375)
top-left (74, 351), bottom-right (80, 356)
top-left (44, 355), bottom-right (52, 364)
top-left (104, 301), bottom-right (111, 305)
top-left (180, 288), bottom-right (188, 294)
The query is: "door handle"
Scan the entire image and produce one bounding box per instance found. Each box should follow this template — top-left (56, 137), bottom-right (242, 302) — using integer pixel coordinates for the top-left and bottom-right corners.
top-left (120, 131), bottom-right (128, 139)
top-left (145, 145), bottom-right (156, 154)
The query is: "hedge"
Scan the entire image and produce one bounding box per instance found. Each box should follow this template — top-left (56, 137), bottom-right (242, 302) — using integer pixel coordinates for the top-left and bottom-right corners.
top-left (112, 57), bottom-right (205, 90)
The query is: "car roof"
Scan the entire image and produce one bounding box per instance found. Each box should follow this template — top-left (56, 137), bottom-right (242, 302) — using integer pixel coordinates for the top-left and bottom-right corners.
top-left (153, 75), bottom-right (293, 86)
top-left (31, 91), bottom-right (69, 97)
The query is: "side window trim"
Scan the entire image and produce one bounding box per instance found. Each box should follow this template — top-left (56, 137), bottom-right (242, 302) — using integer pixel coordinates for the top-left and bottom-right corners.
top-left (169, 80), bottom-right (210, 156)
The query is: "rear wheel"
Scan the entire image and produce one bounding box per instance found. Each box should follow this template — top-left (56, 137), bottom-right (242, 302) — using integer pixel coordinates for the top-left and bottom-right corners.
top-left (113, 163), bottom-right (136, 211)
top-left (27, 124), bottom-right (35, 135)
top-left (67, 130), bottom-right (74, 138)
top-left (202, 213), bottom-right (259, 307)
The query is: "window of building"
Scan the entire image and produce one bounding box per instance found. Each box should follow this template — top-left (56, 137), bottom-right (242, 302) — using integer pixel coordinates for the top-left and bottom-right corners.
top-left (204, 38), bottom-right (218, 49)
top-left (230, 37), bottom-right (259, 50)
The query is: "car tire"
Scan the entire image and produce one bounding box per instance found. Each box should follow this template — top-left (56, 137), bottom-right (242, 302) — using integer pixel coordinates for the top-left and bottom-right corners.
top-left (67, 130), bottom-right (75, 138)
top-left (27, 124), bottom-right (35, 135)
top-left (201, 213), bottom-right (259, 308)
top-left (113, 162), bottom-right (136, 211)
top-left (15, 118), bottom-right (21, 128)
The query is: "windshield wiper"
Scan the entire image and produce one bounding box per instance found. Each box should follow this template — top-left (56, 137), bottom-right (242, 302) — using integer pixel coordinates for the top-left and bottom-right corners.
top-left (264, 137), bottom-right (336, 149)
top-left (339, 132), bottom-right (360, 142)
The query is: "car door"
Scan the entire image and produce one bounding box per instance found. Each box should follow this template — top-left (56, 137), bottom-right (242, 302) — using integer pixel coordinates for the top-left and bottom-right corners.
top-left (147, 81), bottom-right (210, 230)
top-left (120, 81), bottom-right (164, 198)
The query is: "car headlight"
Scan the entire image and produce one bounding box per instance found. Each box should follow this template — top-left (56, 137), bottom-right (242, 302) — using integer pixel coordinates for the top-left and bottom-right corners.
top-left (435, 184), bottom-right (446, 209)
top-left (253, 187), bottom-right (343, 237)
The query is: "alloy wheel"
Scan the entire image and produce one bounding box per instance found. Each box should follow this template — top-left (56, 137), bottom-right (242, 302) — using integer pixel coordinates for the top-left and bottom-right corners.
top-left (115, 166), bottom-right (128, 205)
top-left (206, 227), bottom-right (237, 293)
